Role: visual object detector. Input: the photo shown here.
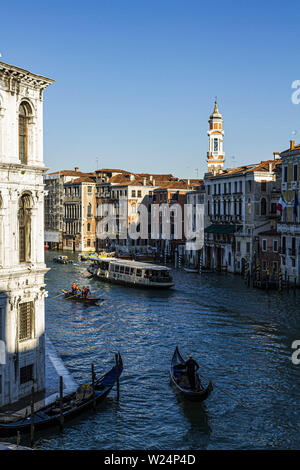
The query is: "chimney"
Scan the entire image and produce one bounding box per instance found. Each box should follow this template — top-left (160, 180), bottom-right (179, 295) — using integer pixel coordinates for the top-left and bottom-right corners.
top-left (187, 179), bottom-right (190, 185)
top-left (74, 167), bottom-right (79, 172)
top-left (130, 174), bottom-right (135, 181)
top-left (149, 175), bottom-right (153, 181)
top-left (268, 162), bottom-right (272, 172)
top-left (152, 178), bottom-right (156, 186)
top-left (273, 152), bottom-right (280, 160)
top-left (290, 140), bottom-right (295, 150)
top-left (143, 177), bottom-right (147, 186)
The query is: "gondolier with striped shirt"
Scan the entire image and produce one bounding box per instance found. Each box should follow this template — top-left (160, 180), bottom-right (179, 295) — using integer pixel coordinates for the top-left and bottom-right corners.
top-left (185, 354), bottom-right (199, 390)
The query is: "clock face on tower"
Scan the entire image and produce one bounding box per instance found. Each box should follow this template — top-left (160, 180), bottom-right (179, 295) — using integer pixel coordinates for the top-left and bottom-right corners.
top-left (214, 138), bottom-right (218, 152)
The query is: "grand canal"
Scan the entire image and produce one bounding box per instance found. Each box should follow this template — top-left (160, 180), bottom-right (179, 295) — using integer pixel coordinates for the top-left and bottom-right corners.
top-left (35, 251), bottom-right (300, 449)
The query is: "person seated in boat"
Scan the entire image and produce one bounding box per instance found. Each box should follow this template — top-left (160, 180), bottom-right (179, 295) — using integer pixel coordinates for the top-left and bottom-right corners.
top-left (185, 354), bottom-right (200, 390)
top-left (72, 282), bottom-right (78, 294)
top-left (83, 286), bottom-right (90, 298)
top-left (81, 287), bottom-right (86, 297)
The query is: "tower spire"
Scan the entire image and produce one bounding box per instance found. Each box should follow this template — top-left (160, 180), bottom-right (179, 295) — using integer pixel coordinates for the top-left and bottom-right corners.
top-left (207, 99), bottom-right (225, 174)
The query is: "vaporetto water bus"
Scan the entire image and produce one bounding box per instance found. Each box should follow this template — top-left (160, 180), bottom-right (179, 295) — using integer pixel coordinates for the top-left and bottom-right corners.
top-left (87, 257), bottom-right (174, 289)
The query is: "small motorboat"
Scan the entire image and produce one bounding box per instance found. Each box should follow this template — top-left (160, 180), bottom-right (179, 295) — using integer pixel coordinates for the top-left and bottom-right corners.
top-left (53, 256), bottom-right (73, 265)
top-left (0, 354), bottom-right (123, 437)
top-left (61, 290), bottom-right (102, 304)
top-left (170, 347), bottom-right (213, 402)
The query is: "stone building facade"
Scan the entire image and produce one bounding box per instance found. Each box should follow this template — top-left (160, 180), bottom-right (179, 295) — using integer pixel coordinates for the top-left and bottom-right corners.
top-left (277, 140), bottom-right (300, 283)
top-left (0, 61), bottom-right (53, 405)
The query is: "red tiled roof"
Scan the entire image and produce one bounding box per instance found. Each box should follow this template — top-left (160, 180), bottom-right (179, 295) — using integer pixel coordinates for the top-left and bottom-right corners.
top-left (206, 160), bottom-right (282, 179)
top-left (65, 176), bottom-right (96, 184)
top-left (47, 170), bottom-right (92, 177)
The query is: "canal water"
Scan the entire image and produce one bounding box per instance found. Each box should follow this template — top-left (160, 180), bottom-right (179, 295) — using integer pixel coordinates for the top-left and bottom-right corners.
top-left (34, 251), bottom-right (300, 449)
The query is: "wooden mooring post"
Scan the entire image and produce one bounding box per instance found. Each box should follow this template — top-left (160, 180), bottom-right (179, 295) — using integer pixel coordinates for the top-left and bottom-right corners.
top-left (92, 363), bottom-right (96, 410)
top-left (115, 354), bottom-right (120, 400)
top-left (59, 376), bottom-right (64, 431)
top-left (30, 384), bottom-right (35, 448)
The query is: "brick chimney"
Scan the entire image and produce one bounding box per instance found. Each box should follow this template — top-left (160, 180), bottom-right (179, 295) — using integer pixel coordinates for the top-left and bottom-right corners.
top-left (74, 167), bottom-right (79, 172)
top-left (143, 177), bottom-right (147, 186)
top-left (273, 152), bottom-right (280, 160)
top-left (290, 140), bottom-right (295, 150)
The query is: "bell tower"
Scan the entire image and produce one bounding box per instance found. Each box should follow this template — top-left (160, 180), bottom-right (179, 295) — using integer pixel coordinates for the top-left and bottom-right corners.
top-left (207, 100), bottom-right (225, 173)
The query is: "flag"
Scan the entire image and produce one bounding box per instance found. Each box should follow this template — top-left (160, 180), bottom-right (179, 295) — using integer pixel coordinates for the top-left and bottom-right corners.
top-left (276, 193), bottom-right (286, 215)
top-left (293, 191), bottom-right (299, 218)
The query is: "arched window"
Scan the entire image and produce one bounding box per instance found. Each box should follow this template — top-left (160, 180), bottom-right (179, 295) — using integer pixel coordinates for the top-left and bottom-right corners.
top-left (261, 198), bottom-right (267, 216)
top-left (19, 194), bottom-right (32, 262)
top-left (19, 102), bottom-right (31, 164)
top-left (87, 203), bottom-right (92, 217)
top-left (87, 222), bottom-right (91, 232)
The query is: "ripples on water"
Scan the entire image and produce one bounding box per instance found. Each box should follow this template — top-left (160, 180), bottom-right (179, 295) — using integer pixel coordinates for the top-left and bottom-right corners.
top-left (33, 252), bottom-right (300, 449)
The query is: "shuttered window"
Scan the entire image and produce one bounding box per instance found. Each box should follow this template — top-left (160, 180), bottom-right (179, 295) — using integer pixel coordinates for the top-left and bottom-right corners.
top-left (19, 302), bottom-right (33, 342)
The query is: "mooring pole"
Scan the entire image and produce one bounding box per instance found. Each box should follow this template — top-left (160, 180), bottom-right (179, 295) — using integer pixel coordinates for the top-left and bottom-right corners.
top-left (16, 431), bottom-right (20, 447)
top-left (115, 354), bottom-right (120, 400)
top-left (59, 376), bottom-right (64, 431)
top-left (30, 384), bottom-right (35, 448)
top-left (92, 363), bottom-right (96, 410)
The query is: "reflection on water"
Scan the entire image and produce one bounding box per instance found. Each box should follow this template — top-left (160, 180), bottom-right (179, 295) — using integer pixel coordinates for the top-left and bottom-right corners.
top-left (33, 251), bottom-right (300, 449)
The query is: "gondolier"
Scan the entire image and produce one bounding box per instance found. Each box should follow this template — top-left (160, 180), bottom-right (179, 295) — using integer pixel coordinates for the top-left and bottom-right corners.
top-left (185, 354), bottom-right (199, 390)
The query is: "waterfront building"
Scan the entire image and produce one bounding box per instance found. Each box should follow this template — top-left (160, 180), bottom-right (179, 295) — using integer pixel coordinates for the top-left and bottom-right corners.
top-left (204, 160), bottom-right (281, 273)
top-left (151, 181), bottom-right (202, 261)
top-left (63, 176), bottom-right (97, 252)
top-left (0, 61), bottom-right (53, 405)
top-left (96, 173), bottom-right (164, 252)
top-left (257, 229), bottom-right (281, 285)
top-left (277, 140), bottom-right (300, 283)
top-left (184, 183), bottom-right (205, 268)
top-left (44, 167), bottom-right (92, 249)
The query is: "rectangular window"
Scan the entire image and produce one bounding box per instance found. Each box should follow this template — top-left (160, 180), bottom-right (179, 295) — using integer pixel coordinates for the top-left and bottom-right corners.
top-left (294, 164), bottom-right (298, 182)
top-left (137, 190), bottom-right (142, 198)
top-left (19, 302), bottom-right (33, 342)
top-left (87, 239), bottom-right (91, 247)
top-left (136, 269), bottom-right (142, 277)
top-left (207, 185), bottom-right (210, 195)
top-left (20, 364), bottom-right (33, 385)
top-left (237, 241), bottom-right (241, 252)
top-left (88, 186), bottom-right (92, 193)
top-left (261, 180), bottom-right (266, 192)
top-left (262, 239), bottom-right (267, 252)
top-left (246, 242), bottom-right (250, 253)
top-left (273, 261), bottom-right (278, 272)
top-left (131, 190), bottom-right (136, 197)
top-left (273, 240), bottom-right (278, 252)
top-left (262, 260), bottom-right (267, 271)
top-left (283, 166), bottom-right (288, 183)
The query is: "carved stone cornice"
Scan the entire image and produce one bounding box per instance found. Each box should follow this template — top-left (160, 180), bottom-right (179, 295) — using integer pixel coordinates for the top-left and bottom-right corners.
top-left (0, 61), bottom-right (54, 98)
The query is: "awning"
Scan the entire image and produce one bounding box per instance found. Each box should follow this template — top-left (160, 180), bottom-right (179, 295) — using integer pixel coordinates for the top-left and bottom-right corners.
top-left (204, 224), bottom-right (237, 234)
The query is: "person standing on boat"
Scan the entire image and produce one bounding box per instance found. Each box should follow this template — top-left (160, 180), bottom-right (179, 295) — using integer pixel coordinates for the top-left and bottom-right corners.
top-left (185, 354), bottom-right (199, 390)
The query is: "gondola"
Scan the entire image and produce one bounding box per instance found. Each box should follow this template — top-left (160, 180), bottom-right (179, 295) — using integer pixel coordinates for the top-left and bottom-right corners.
top-left (170, 347), bottom-right (213, 402)
top-left (0, 354), bottom-right (123, 437)
top-left (61, 290), bottom-right (102, 304)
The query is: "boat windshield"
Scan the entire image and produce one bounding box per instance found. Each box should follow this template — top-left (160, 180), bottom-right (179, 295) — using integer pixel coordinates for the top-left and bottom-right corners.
top-left (145, 269), bottom-right (172, 282)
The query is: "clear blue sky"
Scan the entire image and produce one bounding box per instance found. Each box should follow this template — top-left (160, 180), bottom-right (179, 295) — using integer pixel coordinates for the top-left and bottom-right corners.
top-left (1, 0), bottom-right (300, 178)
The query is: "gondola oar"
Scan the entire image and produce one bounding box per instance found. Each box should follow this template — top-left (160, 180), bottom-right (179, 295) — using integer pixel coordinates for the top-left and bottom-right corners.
top-left (198, 372), bottom-right (247, 408)
top-left (49, 293), bottom-right (65, 300)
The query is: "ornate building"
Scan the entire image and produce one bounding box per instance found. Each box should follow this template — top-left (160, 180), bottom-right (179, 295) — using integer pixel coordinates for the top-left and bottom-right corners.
top-left (0, 61), bottom-right (53, 406)
top-left (207, 100), bottom-right (225, 174)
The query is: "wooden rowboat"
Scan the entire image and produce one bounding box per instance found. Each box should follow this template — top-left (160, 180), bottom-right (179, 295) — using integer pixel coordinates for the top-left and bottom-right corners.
top-left (0, 354), bottom-right (123, 437)
top-left (170, 347), bottom-right (213, 402)
top-left (61, 290), bottom-right (102, 304)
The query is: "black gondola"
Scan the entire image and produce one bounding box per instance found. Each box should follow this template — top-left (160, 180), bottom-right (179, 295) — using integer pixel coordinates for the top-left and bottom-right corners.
top-left (0, 354), bottom-right (123, 437)
top-left (170, 347), bottom-right (213, 402)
